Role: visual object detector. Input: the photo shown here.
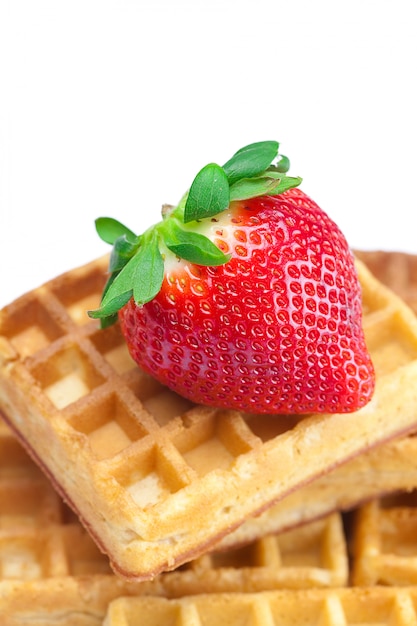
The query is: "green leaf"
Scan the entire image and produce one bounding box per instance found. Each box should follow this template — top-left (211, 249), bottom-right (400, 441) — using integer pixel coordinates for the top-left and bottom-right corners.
top-left (184, 163), bottom-right (230, 223)
top-left (90, 231), bottom-right (164, 320)
top-left (99, 312), bottom-right (119, 329)
top-left (88, 290), bottom-right (133, 320)
top-left (101, 271), bottom-right (119, 302)
top-left (95, 217), bottom-right (136, 245)
top-left (109, 234), bottom-right (140, 272)
top-left (102, 258), bottom-right (138, 307)
top-left (132, 232), bottom-right (165, 305)
top-left (229, 174), bottom-right (302, 202)
top-left (164, 220), bottom-right (230, 266)
top-left (222, 141), bottom-right (279, 186)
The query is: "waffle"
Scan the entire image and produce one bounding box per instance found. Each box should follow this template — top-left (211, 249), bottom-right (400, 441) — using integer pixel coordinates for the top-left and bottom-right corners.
top-left (103, 588), bottom-right (417, 626)
top-left (0, 421), bottom-right (349, 624)
top-left (351, 491), bottom-right (417, 587)
top-left (1, 429), bottom-right (414, 626)
top-left (2, 253), bottom-right (417, 580)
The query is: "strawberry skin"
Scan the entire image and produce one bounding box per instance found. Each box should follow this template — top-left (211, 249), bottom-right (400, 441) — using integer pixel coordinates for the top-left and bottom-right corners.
top-left (118, 188), bottom-right (375, 414)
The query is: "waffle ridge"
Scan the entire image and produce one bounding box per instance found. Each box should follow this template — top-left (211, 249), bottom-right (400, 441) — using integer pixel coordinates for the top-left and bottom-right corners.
top-left (352, 491), bottom-right (417, 587)
top-left (3, 253), bottom-right (417, 580)
top-left (104, 588), bottom-right (417, 626)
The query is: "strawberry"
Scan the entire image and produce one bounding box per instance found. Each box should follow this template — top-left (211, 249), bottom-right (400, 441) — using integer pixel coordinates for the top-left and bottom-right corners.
top-left (89, 141), bottom-right (375, 414)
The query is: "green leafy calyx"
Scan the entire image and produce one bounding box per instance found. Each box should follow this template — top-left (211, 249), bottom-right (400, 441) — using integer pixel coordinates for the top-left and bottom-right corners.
top-left (88, 141), bottom-right (302, 326)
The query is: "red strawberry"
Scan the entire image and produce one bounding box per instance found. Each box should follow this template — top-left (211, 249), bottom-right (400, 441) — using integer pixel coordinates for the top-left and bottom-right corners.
top-left (89, 141), bottom-right (375, 414)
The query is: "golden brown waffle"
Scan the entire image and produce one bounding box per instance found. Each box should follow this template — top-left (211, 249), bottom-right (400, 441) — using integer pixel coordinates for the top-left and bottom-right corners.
top-left (351, 491), bottom-right (417, 587)
top-left (103, 588), bottom-right (417, 626)
top-left (2, 254), bottom-right (417, 580)
top-left (0, 518), bottom-right (349, 624)
top-left (0, 421), bottom-right (348, 624)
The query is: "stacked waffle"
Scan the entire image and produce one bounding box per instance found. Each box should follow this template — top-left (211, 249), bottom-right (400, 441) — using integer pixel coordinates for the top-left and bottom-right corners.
top-left (2, 250), bottom-right (417, 624)
top-left (104, 587), bottom-right (417, 625)
top-left (0, 422), bottom-right (350, 622)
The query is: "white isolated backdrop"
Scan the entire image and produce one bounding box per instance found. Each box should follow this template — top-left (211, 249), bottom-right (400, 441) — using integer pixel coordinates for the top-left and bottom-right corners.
top-left (0, 0), bottom-right (416, 307)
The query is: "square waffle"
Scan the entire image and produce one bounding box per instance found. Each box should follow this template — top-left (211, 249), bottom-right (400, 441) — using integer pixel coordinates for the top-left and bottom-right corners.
top-left (0, 420), bottom-right (348, 624)
top-left (103, 588), bottom-right (417, 626)
top-left (2, 255), bottom-right (417, 580)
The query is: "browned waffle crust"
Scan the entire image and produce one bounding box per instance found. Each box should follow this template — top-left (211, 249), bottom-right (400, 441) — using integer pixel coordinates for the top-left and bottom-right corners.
top-left (2, 252), bottom-right (417, 581)
top-left (2, 251), bottom-right (417, 623)
top-left (0, 418), bottom-right (349, 623)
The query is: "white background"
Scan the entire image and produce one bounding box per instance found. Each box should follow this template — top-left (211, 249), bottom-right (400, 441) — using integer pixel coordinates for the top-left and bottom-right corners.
top-left (0, 0), bottom-right (416, 308)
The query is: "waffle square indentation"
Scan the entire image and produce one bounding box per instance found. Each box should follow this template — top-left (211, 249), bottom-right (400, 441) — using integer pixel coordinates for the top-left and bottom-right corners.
top-left (68, 392), bottom-right (148, 460)
top-left (242, 413), bottom-right (304, 443)
top-left (0, 533), bottom-right (50, 580)
top-left (51, 265), bottom-right (106, 327)
top-left (0, 298), bottom-right (65, 359)
top-left (30, 344), bottom-right (106, 409)
top-left (142, 389), bottom-right (195, 427)
top-left (90, 324), bottom-right (137, 375)
top-left (173, 411), bottom-right (255, 477)
top-left (114, 443), bottom-right (190, 509)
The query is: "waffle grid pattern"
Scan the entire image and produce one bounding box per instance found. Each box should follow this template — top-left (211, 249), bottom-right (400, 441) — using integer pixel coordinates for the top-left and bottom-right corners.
top-left (2, 251), bottom-right (417, 622)
top-left (104, 588), bottom-right (417, 626)
top-left (0, 419), bottom-right (347, 587)
top-left (0, 420), bottom-right (349, 624)
top-left (0, 425), bottom-right (113, 581)
top-left (352, 492), bottom-right (417, 587)
top-left (3, 255), bottom-right (417, 578)
top-left (0, 257), bottom-right (272, 494)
